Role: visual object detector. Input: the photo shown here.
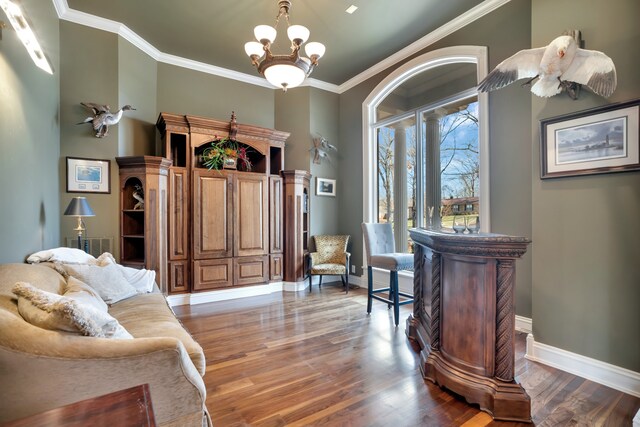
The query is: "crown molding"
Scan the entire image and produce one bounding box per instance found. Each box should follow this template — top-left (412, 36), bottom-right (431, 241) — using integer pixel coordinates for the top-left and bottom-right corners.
top-left (337, 0), bottom-right (512, 94)
top-left (52, 0), bottom-right (512, 94)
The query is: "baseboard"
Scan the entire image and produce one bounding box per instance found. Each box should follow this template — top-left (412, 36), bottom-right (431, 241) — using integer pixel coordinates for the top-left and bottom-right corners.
top-left (526, 334), bottom-right (640, 398)
top-left (166, 275), bottom-right (365, 306)
top-left (167, 282), bottom-right (285, 306)
top-left (633, 408), bottom-right (640, 427)
top-left (515, 315), bottom-right (532, 334)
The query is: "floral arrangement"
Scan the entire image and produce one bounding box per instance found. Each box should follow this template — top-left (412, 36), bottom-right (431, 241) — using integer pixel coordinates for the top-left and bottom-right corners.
top-left (201, 137), bottom-right (252, 171)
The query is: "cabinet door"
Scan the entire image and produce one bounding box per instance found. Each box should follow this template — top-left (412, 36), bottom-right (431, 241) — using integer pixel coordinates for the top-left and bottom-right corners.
top-left (270, 254), bottom-right (283, 281)
top-left (269, 176), bottom-right (283, 254)
top-left (169, 168), bottom-right (189, 260)
top-left (193, 259), bottom-right (233, 291)
top-left (234, 174), bottom-right (268, 257)
top-left (193, 170), bottom-right (232, 259)
top-left (168, 260), bottom-right (190, 294)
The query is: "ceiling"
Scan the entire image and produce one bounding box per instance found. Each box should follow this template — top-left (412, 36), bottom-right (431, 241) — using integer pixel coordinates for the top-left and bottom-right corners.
top-left (65, 0), bottom-right (484, 86)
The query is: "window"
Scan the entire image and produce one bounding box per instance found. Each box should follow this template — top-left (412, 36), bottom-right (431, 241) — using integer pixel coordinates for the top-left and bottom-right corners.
top-left (364, 46), bottom-right (489, 255)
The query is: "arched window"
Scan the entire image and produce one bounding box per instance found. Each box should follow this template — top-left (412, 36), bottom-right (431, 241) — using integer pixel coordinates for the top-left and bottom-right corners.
top-left (363, 46), bottom-right (490, 252)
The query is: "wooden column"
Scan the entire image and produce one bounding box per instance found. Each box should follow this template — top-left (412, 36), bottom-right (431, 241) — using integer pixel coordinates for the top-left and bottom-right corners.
top-left (406, 228), bottom-right (531, 422)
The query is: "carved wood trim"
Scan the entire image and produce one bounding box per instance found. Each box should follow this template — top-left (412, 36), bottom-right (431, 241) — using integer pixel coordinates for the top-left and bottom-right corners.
top-left (413, 246), bottom-right (424, 318)
top-left (430, 252), bottom-right (441, 350)
top-left (495, 259), bottom-right (515, 382)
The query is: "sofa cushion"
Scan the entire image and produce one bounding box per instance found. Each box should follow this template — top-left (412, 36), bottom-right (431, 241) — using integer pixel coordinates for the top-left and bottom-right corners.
top-left (63, 276), bottom-right (109, 313)
top-left (62, 263), bottom-right (137, 304)
top-left (96, 253), bottom-right (156, 294)
top-left (12, 282), bottom-right (133, 339)
top-left (109, 292), bottom-right (206, 375)
top-left (27, 247), bottom-right (96, 264)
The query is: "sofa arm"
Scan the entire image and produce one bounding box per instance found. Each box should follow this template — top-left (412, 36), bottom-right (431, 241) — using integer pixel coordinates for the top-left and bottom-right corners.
top-left (0, 336), bottom-right (208, 426)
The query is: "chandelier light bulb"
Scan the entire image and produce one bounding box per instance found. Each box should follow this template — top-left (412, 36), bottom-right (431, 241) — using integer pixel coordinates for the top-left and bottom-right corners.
top-left (264, 64), bottom-right (306, 91)
top-left (244, 41), bottom-right (265, 58)
top-left (304, 42), bottom-right (326, 61)
top-left (287, 25), bottom-right (310, 45)
top-left (254, 25), bottom-right (277, 44)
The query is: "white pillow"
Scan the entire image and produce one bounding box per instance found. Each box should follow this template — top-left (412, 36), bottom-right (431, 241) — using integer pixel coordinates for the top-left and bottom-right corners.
top-left (12, 282), bottom-right (133, 339)
top-left (62, 263), bottom-right (138, 304)
top-left (64, 276), bottom-right (109, 313)
top-left (27, 247), bottom-right (96, 265)
top-left (96, 253), bottom-right (156, 293)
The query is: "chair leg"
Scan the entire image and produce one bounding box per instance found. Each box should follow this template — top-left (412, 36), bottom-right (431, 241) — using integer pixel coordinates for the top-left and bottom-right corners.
top-left (319, 275), bottom-right (323, 288)
top-left (392, 271), bottom-right (400, 327)
top-left (345, 271), bottom-right (349, 294)
top-left (308, 273), bottom-right (312, 292)
top-left (367, 266), bottom-right (373, 314)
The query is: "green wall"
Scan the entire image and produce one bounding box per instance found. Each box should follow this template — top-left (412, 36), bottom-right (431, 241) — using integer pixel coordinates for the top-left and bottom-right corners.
top-left (531, 0), bottom-right (640, 371)
top-left (274, 87), bottom-right (341, 239)
top-left (338, 0), bottom-right (533, 314)
top-left (59, 22), bottom-right (120, 257)
top-left (156, 63), bottom-right (275, 130)
top-left (0, 0), bottom-right (60, 263)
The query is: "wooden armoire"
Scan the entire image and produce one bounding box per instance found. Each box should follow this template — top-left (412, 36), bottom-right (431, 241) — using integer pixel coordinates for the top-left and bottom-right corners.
top-left (154, 112), bottom-right (304, 294)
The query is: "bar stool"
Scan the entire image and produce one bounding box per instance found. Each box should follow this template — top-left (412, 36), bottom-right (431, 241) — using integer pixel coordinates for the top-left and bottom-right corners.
top-left (361, 223), bottom-right (414, 326)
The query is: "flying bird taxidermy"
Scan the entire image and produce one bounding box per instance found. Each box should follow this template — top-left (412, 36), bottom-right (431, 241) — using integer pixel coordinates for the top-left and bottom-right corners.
top-left (79, 102), bottom-right (136, 138)
top-left (477, 35), bottom-right (616, 99)
top-left (310, 134), bottom-right (337, 164)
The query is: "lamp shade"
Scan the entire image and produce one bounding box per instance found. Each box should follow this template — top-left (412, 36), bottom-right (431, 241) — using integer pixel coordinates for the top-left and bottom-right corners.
top-left (64, 197), bottom-right (95, 217)
top-left (304, 42), bottom-right (325, 60)
top-left (244, 41), bottom-right (265, 58)
top-left (254, 25), bottom-right (277, 44)
top-left (287, 25), bottom-right (310, 44)
top-left (263, 63), bottom-right (306, 90)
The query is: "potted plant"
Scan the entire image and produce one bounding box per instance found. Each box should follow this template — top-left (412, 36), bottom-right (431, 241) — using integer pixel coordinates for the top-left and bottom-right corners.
top-left (201, 137), bottom-right (252, 171)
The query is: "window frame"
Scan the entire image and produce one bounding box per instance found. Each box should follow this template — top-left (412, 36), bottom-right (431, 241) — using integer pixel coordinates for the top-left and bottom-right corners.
top-left (362, 46), bottom-right (490, 263)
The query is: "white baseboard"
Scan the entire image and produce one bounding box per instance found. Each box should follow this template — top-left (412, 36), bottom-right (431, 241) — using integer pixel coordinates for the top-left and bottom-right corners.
top-left (526, 334), bottom-right (640, 398)
top-left (166, 275), bottom-right (365, 307)
top-left (633, 408), bottom-right (640, 427)
top-left (167, 282), bottom-right (287, 306)
top-left (515, 315), bottom-right (532, 334)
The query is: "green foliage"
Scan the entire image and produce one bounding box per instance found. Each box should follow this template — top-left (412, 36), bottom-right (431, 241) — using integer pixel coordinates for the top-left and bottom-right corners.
top-left (201, 138), bottom-right (252, 171)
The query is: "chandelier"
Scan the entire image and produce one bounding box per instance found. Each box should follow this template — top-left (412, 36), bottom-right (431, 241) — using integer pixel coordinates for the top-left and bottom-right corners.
top-left (244, 0), bottom-right (325, 91)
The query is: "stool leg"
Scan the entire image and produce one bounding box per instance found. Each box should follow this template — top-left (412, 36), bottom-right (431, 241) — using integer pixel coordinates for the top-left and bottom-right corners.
top-left (367, 266), bottom-right (373, 314)
top-left (392, 271), bottom-right (400, 326)
top-left (388, 272), bottom-right (393, 309)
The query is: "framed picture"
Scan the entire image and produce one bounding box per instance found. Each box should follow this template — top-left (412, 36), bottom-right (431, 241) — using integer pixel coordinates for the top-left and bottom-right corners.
top-left (66, 157), bottom-right (111, 193)
top-left (540, 99), bottom-right (640, 179)
top-left (316, 177), bottom-right (336, 196)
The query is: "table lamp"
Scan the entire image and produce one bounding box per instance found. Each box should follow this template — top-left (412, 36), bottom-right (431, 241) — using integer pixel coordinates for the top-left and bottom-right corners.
top-left (63, 197), bottom-right (95, 251)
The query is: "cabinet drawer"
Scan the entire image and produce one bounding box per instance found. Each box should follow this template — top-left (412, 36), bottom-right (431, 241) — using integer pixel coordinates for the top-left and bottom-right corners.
top-left (234, 256), bottom-right (268, 286)
top-left (193, 259), bottom-right (233, 291)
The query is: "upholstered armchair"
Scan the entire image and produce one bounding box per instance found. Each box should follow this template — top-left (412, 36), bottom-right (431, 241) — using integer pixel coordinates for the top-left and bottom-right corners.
top-left (308, 235), bottom-right (351, 293)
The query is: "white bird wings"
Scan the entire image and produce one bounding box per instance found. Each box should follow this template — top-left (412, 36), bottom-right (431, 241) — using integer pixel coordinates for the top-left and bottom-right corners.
top-left (477, 47), bottom-right (546, 92)
top-left (561, 49), bottom-right (617, 97)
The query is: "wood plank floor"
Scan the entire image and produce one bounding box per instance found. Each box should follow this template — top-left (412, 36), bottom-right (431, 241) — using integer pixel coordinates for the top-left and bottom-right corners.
top-left (173, 284), bottom-right (640, 426)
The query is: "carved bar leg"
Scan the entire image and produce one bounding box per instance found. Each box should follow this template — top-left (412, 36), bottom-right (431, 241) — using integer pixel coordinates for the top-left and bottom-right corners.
top-left (492, 259), bottom-right (531, 422)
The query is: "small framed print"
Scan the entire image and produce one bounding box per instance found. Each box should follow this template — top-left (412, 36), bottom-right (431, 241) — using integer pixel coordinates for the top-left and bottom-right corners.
top-left (540, 99), bottom-right (640, 179)
top-left (66, 157), bottom-right (111, 193)
top-left (316, 177), bottom-right (336, 196)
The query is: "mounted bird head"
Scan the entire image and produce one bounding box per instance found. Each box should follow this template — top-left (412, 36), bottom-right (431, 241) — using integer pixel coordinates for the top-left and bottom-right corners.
top-left (121, 105), bottom-right (136, 112)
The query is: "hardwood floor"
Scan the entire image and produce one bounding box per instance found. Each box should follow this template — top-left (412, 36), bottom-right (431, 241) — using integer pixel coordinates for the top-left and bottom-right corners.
top-left (173, 285), bottom-right (640, 426)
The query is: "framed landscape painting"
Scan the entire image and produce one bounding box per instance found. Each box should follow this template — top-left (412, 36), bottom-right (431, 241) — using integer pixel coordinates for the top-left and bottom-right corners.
top-left (66, 157), bottom-right (111, 193)
top-left (316, 177), bottom-right (336, 196)
top-left (540, 99), bottom-right (640, 179)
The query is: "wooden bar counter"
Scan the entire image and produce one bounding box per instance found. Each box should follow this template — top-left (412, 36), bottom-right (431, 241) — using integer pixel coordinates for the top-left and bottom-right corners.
top-left (406, 228), bottom-right (531, 422)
